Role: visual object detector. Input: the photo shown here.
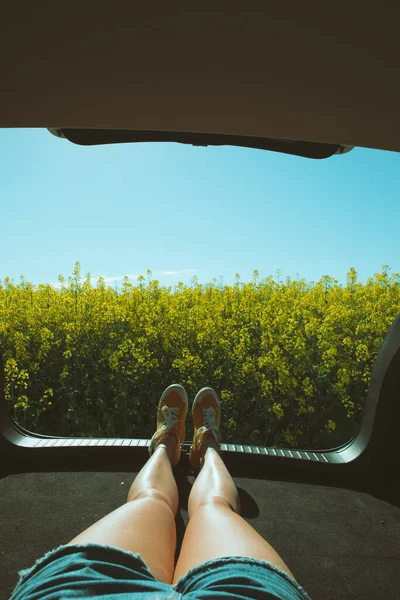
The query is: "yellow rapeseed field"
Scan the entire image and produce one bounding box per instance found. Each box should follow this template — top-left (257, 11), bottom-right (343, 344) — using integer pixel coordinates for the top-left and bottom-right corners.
top-left (1, 263), bottom-right (399, 449)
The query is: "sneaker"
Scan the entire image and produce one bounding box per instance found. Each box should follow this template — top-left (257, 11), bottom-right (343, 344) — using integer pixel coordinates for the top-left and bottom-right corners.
top-left (149, 384), bottom-right (188, 466)
top-left (189, 387), bottom-right (222, 470)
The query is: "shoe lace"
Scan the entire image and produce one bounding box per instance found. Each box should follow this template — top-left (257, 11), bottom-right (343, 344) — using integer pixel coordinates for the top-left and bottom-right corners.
top-left (162, 405), bottom-right (180, 428)
top-left (203, 406), bottom-right (217, 429)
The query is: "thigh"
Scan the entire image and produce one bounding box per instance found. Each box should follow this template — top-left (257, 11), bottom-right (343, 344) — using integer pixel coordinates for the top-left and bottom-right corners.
top-left (174, 497), bottom-right (296, 583)
top-left (69, 497), bottom-right (176, 583)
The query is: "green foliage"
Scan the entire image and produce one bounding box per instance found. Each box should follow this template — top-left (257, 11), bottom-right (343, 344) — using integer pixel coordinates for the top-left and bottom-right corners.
top-left (1, 263), bottom-right (399, 449)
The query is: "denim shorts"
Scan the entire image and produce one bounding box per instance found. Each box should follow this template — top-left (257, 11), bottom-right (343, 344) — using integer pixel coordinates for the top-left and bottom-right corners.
top-left (10, 543), bottom-right (311, 599)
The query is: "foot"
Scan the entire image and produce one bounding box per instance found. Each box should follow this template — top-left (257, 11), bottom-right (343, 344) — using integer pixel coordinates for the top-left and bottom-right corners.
top-left (149, 384), bottom-right (188, 467)
top-left (189, 387), bottom-right (222, 470)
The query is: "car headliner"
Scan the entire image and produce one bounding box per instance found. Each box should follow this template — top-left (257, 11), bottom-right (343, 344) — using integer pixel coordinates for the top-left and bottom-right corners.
top-left (1, 5), bottom-right (399, 153)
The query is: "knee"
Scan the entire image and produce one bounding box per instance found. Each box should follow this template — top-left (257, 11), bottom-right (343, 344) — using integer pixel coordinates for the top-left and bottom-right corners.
top-left (127, 487), bottom-right (176, 515)
top-left (194, 494), bottom-right (239, 515)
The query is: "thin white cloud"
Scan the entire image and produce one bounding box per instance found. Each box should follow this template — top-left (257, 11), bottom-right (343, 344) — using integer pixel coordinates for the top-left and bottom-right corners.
top-left (161, 269), bottom-right (195, 276)
top-left (49, 275), bottom-right (139, 288)
top-left (50, 271), bottom-right (194, 289)
top-left (90, 275), bottom-right (139, 284)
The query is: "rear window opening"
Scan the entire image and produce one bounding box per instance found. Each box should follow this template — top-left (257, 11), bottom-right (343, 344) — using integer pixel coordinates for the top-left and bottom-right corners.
top-left (1, 129), bottom-right (400, 451)
top-left (3, 265), bottom-right (399, 450)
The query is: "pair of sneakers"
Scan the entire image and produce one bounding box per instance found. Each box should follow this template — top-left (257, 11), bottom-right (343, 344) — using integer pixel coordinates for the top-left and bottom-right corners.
top-left (149, 384), bottom-right (222, 469)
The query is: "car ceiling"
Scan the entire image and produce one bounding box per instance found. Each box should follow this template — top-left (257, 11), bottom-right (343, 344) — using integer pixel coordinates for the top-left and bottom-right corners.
top-left (1, 5), bottom-right (399, 152)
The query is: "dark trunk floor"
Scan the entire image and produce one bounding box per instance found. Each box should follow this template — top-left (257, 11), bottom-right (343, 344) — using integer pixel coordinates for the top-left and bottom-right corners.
top-left (1, 471), bottom-right (399, 599)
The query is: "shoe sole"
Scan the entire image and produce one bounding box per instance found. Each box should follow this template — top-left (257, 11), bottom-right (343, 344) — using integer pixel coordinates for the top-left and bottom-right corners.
top-left (192, 387), bottom-right (220, 425)
top-left (159, 384), bottom-right (189, 410)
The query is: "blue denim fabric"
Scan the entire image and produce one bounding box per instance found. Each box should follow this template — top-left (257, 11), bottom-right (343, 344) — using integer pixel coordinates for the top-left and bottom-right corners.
top-left (11, 543), bottom-right (311, 599)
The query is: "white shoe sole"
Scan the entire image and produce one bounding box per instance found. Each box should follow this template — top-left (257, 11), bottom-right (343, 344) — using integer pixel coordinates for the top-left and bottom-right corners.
top-left (159, 384), bottom-right (188, 408)
top-left (192, 387), bottom-right (220, 413)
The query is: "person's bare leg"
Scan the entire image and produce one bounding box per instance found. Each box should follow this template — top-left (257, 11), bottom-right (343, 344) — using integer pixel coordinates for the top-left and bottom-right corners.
top-left (68, 435), bottom-right (178, 583)
top-left (173, 437), bottom-right (296, 583)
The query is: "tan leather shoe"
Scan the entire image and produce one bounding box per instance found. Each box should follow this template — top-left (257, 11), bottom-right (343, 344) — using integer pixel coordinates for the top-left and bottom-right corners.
top-left (149, 384), bottom-right (188, 466)
top-left (189, 387), bottom-right (222, 470)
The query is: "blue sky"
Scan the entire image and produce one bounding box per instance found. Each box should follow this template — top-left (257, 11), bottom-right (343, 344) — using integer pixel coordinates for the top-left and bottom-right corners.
top-left (1, 128), bottom-right (399, 288)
